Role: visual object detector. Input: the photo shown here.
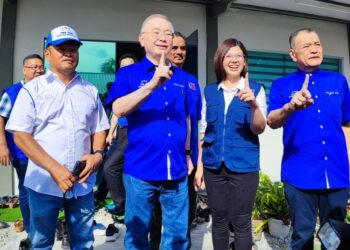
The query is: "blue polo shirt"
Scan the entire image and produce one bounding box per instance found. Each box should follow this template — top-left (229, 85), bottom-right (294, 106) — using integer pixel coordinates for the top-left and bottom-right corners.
top-left (268, 69), bottom-right (350, 189)
top-left (186, 73), bottom-right (202, 165)
top-left (106, 57), bottom-right (189, 181)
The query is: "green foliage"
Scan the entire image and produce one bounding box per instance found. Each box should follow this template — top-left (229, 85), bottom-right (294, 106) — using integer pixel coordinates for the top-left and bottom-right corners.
top-left (253, 173), bottom-right (290, 227)
top-left (345, 207), bottom-right (350, 224)
top-left (100, 58), bottom-right (116, 73)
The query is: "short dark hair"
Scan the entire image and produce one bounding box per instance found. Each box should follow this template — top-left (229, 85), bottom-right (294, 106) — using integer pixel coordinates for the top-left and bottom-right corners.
top-left (173, 31), bottom-right (186, 45)
top-left (289, 28), bottom-right (316, 49)
top-left (214, 38), bottom-right (248, 83)
top-left (23, 54), bottom-right (43, 65)
top-left (119, 53), bottom-right (137, 65)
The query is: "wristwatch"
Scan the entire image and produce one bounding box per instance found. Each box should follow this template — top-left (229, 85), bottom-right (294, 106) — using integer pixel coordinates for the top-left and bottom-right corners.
top-left (93, 150), bottom-right (105, 158)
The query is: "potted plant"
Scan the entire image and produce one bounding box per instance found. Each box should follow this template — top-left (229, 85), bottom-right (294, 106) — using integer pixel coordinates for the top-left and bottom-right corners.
top-left (253, 173), bottom-right (291, 239)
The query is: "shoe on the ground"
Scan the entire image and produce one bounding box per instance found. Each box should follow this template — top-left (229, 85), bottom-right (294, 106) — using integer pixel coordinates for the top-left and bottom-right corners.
top-left (105, 223), bottom-right (120, 242)
top-left (113, 214), bottom-right (125, 224)
top-left (105, 203), bottom-right (116, 210)
top-left (19, 237), bottom-right (31, 250)
top-left (0, 220), bottom-right (10, 229)
top-left (61, 232), bottom-right (70, 249)
top-left (14, 219), bottom-right (24, 232)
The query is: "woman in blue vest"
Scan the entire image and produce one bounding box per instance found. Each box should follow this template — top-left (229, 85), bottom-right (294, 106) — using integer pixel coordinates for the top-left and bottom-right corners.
top-left (194, 38), bottom-right (267, 250)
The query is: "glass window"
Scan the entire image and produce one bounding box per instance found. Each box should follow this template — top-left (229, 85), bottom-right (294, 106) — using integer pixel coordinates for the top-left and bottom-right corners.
top-left (248, 51), bottom-right (342, 103)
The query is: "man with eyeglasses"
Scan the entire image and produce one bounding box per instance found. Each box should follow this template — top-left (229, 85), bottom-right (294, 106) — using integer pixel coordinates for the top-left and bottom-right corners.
top-left (106, 14), bottom-right (193, 249)
top-left (150, 31), bottom-right (202, 250)
top-left (0, 53), bottom-right (44, 250)
top-left (6, 25), bottom-right (109, 249)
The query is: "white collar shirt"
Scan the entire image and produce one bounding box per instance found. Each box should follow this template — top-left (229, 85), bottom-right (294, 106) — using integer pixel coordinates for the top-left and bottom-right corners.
top-left (200, 77), bottom-right (267, 133)
top-left (6, 71), bottom-right (110, 197)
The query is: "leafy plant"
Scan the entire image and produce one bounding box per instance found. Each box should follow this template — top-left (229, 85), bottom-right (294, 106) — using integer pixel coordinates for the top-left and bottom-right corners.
top-left (253, 173), bottom-right (290, 232)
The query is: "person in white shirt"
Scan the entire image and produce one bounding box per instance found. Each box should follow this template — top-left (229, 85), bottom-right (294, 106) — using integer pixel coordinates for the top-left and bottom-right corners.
top-left (6, 25), bottom-right (109, 249)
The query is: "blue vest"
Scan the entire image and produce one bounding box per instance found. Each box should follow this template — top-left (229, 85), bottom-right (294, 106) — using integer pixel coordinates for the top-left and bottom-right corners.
top-left (202, 81), bottom-right (261, 172)
top-left (3, 82), bottom-right (27, 160)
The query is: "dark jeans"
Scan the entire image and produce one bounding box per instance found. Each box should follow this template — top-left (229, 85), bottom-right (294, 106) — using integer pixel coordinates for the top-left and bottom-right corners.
top-left (284, 183), bottom-right (349, 250)
top-left (12, 158), bottom-right (30, 233)
top-left (204, 165), bottom-right (259, 250)
top-left (104, 126), bottom-right (128, 212)
top-left (150, 169), bottom-right (197, 250)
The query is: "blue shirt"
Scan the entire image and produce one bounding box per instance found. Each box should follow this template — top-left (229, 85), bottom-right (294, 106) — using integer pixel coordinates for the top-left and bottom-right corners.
top-left (186, 73), bottom-right (201, 165)
top-left (268, 69), bottom-right (350, 189)
top-left (106, 57), bottom-right (189, 181)
top-left (117, 116), bottom-right (128, 127)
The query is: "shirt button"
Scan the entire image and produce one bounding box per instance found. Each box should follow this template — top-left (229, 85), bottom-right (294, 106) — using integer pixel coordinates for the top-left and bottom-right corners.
top-left (315, 95), bottom-right (318, 99)
top-left (324, 156), bottom-right (328, 160)
top-left (165, 102), bottom-right (168, 106)
top-left (310, 73), bottom-right (313, 76)
top-left (320, 125), bottom-right (323, 129)
top-left (322, 141), bottom-right (326, 145)
top-left (318, 109), bottom-right (321, 113)
top-left (312, 81), bottom-right (315, 85)
top-left (164, 87), bottom-right (167, 90)
top-left (167, 117), bottom-right (170, 120)
top-left (168, 150), bottom-right (171, 154)
top-left (168, 133), bottom-right (171, 137)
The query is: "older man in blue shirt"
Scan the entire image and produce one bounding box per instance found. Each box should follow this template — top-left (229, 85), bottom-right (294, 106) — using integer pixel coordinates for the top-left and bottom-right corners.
top-left (268, 28), bottom-right (350, 249)
top-left (106, 14), bottom-right (192, 250)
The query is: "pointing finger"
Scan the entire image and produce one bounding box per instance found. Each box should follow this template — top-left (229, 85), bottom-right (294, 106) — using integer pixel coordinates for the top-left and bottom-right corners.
top-left (244, 72), bottom-right (250, 90)
top-left (159, 51), bottom-right (166, 66)
top-left (301, 73), bottom-right (310, 92)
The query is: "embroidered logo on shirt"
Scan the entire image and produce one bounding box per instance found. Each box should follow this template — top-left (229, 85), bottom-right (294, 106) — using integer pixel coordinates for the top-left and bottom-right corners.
top-left (173, 83), bottom-right (184, 88)
top-left (138, 80), bottom-right (148, 88)
top-left (188, 82), bottom-right (197, 91)
top-left (325, 91), bottom-right (339, 96)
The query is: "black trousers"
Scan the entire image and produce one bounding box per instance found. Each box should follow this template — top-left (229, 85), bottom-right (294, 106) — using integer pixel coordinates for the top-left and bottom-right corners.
top-left (204, 164), bottom-right (259, 250)
top-left (104, 127), bottom-right (128, 212)
top-left (149, 169), bottom-right (197, 250)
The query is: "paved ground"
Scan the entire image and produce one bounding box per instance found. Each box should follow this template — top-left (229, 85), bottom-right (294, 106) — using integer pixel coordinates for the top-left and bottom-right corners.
top-left (1, 208), bottom-right (321, 250)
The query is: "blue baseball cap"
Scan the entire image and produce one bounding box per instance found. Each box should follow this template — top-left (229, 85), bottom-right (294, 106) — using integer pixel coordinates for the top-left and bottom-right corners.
top-left (45, 25), bottom-right (82, 48)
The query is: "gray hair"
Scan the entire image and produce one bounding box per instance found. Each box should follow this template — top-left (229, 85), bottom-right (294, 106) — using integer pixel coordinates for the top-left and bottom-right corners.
top-left (289, 28), bottom-right (317, 49)
top-left (140, 14), bottom-right (174, 34)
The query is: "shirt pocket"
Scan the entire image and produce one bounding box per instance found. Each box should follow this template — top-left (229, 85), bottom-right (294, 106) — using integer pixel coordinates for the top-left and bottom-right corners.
top-left (232, 102), bottom-right (251, 125)
top-left (205, 103), bottom-right (219, 135)
top-left (324, 92), bottom-right (342, 123)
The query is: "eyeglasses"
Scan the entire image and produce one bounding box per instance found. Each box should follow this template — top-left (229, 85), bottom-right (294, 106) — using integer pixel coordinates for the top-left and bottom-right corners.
top-left (143, 29), bottom-right (174, 40)
top-left (223, 53), bottom-right (245, 61)
top-left (24, 65), bottom-right (45, 71)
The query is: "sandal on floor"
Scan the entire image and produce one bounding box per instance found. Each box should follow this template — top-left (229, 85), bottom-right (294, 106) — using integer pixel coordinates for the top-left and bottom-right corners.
top-left (14, 219), bottom-right (24, 232)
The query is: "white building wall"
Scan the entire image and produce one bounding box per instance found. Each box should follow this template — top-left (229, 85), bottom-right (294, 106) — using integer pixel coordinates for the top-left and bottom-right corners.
top-left (13, 0), bottom-right (207, 87)
top-left (219, 9), bottom-right (350, 181)
top-left (7, 2), bottom-right (350, 190)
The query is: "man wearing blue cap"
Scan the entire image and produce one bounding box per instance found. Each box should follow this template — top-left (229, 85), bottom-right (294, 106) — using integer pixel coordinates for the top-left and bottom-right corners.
top-left (6, 25), bottom-right (109, 249)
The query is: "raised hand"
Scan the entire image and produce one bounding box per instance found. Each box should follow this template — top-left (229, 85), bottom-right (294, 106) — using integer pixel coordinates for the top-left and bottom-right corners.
top-left (149, 52), bottom-right (173, 89)
top-left (236, 72), bottom-right (258, 108)
top-left (288, 74), bottom-right (314, 111)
